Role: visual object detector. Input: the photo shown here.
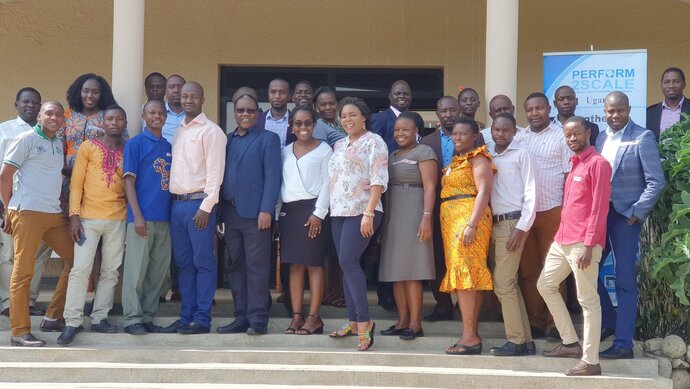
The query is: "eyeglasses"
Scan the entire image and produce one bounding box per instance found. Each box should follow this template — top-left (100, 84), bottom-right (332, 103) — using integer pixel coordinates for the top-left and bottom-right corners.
top-left (235, 108), bottom-right (257, 114)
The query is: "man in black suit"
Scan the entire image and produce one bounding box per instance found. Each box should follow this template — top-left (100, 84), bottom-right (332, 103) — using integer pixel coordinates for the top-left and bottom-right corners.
top-left (646, 67), bottom-right (690, 141)
top-left (550, 85), bottom-right (599, 147)
top-left (370, 80), bottom-right (412, 152)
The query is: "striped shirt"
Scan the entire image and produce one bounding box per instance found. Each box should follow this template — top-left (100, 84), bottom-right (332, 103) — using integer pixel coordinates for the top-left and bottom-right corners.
top-left (521, 124), bottom-right (572, 212)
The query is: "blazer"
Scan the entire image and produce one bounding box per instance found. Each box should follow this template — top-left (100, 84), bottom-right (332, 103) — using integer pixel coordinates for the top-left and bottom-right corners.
top-left (594, 120), bottom-right (665, 222)
top-left (646, 97), bottom-right (690, 141)
top-left (370, 108), bottom-right (398, 152)
top-left (223, 128), bottom-right (282, 219)
top-left (258, 110), bottom-right (296, 146)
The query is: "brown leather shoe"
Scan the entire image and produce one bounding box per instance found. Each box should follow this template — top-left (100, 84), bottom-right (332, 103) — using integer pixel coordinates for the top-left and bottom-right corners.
top-left (10, 333), bottom-right (46, 347)
top-left (566, 361), bottom-right (601, 376)
top-left (542, 342), bottom-right (583, 358)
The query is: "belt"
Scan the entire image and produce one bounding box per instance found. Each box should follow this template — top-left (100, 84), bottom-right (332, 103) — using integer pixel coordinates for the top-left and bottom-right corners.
top-left (492, 211), bottom-right (522, 223)
top-left (171, 192), bottom-right (207, 201)
top-left (440, 194), bottom-right (476, 203)
top-left (223, 199), bottom-right (236, 207)
top-left (390, 183), bottom-right (422, 189)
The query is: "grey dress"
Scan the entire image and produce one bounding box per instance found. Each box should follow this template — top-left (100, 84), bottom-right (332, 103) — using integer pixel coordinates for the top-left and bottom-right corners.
top-left (379, 144), bottom-right (437, 282)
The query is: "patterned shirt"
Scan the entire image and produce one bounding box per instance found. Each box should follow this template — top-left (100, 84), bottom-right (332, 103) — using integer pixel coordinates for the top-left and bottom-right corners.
top-left (264, 110), bottom-right (289, 149)
top-left (58, 109), bottom-right (129, 169)
top-left (69, 138), bottom-right (126, 220)
top-left (521, 124), bottom-right (572, 212)
top-left (328, 131), bottom-right (389, 216)
top-left (123, 129), bottom-right (172, 223)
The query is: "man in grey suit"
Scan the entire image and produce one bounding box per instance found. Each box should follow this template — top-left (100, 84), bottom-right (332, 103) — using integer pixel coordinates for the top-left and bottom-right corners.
top-left (595, 92), bottom-right (665, 359)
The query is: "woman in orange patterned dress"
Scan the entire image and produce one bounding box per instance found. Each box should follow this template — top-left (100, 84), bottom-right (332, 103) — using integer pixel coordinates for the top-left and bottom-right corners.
top-left (440, 116), bottom-right (495, 355)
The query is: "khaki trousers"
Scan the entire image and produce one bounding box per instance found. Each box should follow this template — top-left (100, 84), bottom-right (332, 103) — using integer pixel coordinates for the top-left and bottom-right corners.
top-left (519, 206), bottom-right (562, 331)
top-left (9, 210), bottom-right (74, 336)
top-left (489, 219), bottom-right (532, 344)
top-left (64, 219), bottom-right (125, 327)
top-left (537, 242), bottom-right (602, 365)
top-left (0, 230), bottom-right (52, 310)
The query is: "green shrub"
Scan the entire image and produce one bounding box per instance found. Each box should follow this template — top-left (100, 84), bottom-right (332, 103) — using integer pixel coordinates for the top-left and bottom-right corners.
top-left (637, 116), bottom-right (690, 341)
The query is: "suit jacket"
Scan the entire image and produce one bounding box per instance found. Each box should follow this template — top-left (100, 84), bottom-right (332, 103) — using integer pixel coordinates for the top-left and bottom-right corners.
top-left (223, 128), bottom-right (282, 219)
top-left (595, 120), bottom-right (665, 222)
top-left (370, 108), bottom-right (398, 152)
top-left (258, 110), bottom-right (296, 146)
top-left (646, 97), bottom-right (690, 141)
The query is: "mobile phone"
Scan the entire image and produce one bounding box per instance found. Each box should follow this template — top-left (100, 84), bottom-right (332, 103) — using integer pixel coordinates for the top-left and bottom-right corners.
top-left (76, 230), bottom-right (87, 246)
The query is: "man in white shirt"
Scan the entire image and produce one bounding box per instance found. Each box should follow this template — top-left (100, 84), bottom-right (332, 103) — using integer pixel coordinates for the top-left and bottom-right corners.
top-left (519, 92), bottom-right (573, 340)
top-left (481, 95), bottom-right (526, 148)
top-left (487, 113), bottom-right (537, 357)
top-left (0, 87), bottom-right (53, 318)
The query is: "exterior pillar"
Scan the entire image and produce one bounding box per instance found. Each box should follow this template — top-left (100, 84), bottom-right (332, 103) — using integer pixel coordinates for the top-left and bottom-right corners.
top-left (484, 0), bottom-right (519, 123)
top-left (111, 0), bottom-right (145, 136)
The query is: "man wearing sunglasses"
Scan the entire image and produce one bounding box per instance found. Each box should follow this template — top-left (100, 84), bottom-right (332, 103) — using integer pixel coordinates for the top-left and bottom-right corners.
top-left (216, 94), bottom-right (281, 335)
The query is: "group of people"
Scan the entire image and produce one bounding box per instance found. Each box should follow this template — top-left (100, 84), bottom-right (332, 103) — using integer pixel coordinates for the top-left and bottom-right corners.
top-left (0, 65), bottom-right (683, 376)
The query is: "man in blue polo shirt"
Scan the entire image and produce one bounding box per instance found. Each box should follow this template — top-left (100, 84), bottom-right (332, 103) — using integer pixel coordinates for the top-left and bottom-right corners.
top-left (121, 99), bottom-right (173, 335)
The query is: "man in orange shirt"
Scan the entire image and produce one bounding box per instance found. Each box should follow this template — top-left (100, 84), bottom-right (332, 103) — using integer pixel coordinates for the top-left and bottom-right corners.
top-left (58, 105), bottom-right (127, 346)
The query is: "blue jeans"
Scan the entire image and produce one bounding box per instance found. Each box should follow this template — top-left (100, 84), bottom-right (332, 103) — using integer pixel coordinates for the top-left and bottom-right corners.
top-left (331, 213), bottom-right (382, 322)
top-left (597, 208), bottom-right (642, 350)
top-left (170, 199), bottom-right (217, 329)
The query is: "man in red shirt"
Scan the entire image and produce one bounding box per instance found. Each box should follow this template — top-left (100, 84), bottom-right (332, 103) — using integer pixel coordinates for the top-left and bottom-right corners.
top-left (536, 116), bottom-right (612, 376)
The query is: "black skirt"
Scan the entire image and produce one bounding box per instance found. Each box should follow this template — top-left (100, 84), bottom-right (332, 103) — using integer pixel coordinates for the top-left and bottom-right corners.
top-left (279, 199), bottom-right (327, 266)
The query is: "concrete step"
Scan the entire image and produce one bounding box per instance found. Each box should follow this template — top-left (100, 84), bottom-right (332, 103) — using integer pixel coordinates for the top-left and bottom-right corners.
top-left (0, 361), bottom-right (671, 389)
top-left (0, 346), bottom-right (659, 376)
top-left (0, 316), bottom-right (583, 339)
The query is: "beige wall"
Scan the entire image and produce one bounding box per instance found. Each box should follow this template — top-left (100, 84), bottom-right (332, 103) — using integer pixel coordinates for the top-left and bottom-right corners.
top-left (0, 0), bottom-right (688, 125)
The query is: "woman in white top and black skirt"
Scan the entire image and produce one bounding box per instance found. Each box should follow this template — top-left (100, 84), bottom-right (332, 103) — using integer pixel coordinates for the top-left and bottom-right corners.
top-left (279, 108), bottom-right (333, 335)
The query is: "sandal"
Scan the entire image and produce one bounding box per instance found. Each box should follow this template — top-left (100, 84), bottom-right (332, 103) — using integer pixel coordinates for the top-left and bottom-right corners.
top-left (445, 341), bottom-right (482, 355)
top-left (284, 313), bottom-right (304, 335)
top-left (295, 314), bottom-right (324, 335)
top-left (322, 292), bottom-right (336, 306)
top-left (331, 294), bottom-right (347, 308)
top-left (329, 322), bottom-right (356, 338)
top-left (357, 322), bottom-right (376, 351)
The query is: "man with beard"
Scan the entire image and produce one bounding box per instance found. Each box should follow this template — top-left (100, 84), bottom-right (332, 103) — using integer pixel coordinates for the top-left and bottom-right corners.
top-left (647, 67), bottom-right (690, 141)
top-left (519, 92), bottom-right (572, 341)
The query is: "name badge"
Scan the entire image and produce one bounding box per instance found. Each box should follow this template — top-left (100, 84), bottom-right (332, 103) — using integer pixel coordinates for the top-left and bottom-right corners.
top-left (619, 140), bottom-right (639, 146)
top-left (573, 176), bottom-right (582, 182)
top-left (166, 153), bottom-right (172, 157)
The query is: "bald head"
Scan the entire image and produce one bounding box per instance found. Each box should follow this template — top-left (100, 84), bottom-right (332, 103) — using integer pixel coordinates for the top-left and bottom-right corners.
top-left (603, 91), bottom-right (631, 132)
top-left (488, 95), bottom-right (515, 119)
top-left (389, 80), bottom-right (412, 111)
top-left (232, 86), bottom-right (258, 104)
top-left (182, 82), bottom-right (204, 97)
top-left (181, 82), bottom-right (205, 118)
top-left (605, 91), bottom-right (629, 106)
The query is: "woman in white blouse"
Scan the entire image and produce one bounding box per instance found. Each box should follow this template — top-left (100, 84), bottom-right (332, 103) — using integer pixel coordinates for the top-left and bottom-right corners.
top-left (278, 108), bottom-right (332, 336)
top-left (327, 97), bottom-right (388, 351)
